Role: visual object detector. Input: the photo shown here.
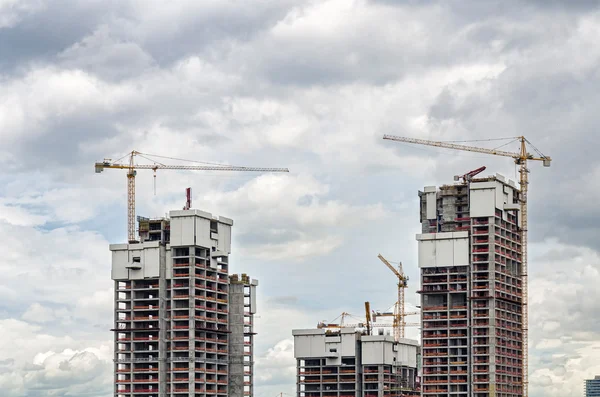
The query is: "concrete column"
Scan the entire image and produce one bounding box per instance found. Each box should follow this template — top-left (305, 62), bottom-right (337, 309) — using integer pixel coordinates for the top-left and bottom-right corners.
top-left (158, 245), bottom-right (168, 396)
top-left (228, 281), bottom-right (245, 397)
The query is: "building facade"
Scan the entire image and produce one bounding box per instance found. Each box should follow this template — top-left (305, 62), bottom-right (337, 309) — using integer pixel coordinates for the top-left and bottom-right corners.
top-left (586, 376), bottom-right (600, 397)
top-left (417, 173), bottom-right (523, 397)
top-left (293, 328), bottom-right (420, 397)
top-left (111, 209), bottom-right (256, 397)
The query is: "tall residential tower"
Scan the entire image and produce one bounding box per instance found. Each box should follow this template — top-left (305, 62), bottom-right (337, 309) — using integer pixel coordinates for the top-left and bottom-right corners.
top-left (111, 210), bottom-right (257, 397)
top-left (417, 173), bottom-right (523, 397)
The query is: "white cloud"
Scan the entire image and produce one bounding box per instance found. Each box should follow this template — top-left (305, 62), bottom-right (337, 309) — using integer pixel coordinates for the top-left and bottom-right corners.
top-left (255, 339), bottom-right (296, 384)
top-left (0, 319), bottom-right (112, 396)
top-left (198, 173), bottom-right (387, 260)
top-left (22, 303), bottom-right (55, 324)
top-left (58, 25), bottom-right (155, 81)
top-left (0, 222), bottom-right (111, 313)
top-left (0, 203), bottom-right (48, 226)
top-left (242, 234), bottom-right (344, 261)
top-left (0, 67), bottom-right (137, 143)
top-left (528, 240), bottom-right (600, 396)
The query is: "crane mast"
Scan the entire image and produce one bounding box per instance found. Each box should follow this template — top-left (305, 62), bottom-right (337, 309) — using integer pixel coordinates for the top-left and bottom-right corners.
top-left (96, 150), bottom-right (289, 242)
top-left (383, 134), bottom-right (551, 397)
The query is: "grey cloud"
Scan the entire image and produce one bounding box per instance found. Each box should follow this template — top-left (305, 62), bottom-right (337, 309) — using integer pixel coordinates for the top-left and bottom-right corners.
top-left (0, 1), bottom-right (298, 77)
top-left (370, 0), bottom-right (600, 11)
top-left (237, 229), bottom-right (303, 246)
top-left (0, 358), bottom-right (15, 374)
top-left (131, 1), bottom-right (300, 67)
top-left (521, 0), bottom-right (600, 10)
top-left (533, 246), bottom-right (588, 263)
top-left (240, 0), bottom-right (584, 88)
top-left (57, 27), bottom-right (156, 81)
top-left (17, 114), bottom-right (123, 171)
top-left (421, 59), bottom-right (600, 251)
top-left (0, 1), bottom-right (123, 74)
top-left (1, 0), bottom-right (566, 174)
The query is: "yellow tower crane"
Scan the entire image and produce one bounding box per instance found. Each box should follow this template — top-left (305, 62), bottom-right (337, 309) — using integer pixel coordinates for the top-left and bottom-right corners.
top-left (377, 254), bottom-right (417, 341)
top-left (383, 134), bottom-right (551, 397)
top-left (95, 150), bottom-right (289, 243)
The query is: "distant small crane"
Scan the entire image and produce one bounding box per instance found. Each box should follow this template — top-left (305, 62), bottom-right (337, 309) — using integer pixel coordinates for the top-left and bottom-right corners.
top-left (377, 254), bottom-right (418, 341)
top-left (316, 308), bottom-right (418, 335)
top-left (95, 150), bottom-right (289, 243)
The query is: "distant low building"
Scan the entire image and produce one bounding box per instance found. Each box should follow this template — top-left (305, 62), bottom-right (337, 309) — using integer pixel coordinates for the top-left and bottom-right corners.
top-left (586, 376), bottom-right (600, 397)
top-left (292, 327), bottom-right (420, 397)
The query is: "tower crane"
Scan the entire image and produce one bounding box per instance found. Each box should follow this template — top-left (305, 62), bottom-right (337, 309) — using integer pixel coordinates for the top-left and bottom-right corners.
top-left (317, 312), bottom-right (352, 329)
top-left (383, 134), bottom-right (551, 397)
top-left (95, 150), bottom-right (289, 243)
top-left (377, 254), bottom-right (417, 341)
top-left (316, 308), bottom-right (419, 335)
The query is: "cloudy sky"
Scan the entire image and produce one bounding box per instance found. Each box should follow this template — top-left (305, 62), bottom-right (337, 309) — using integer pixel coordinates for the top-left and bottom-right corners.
top-left (1, 0), bottom-right (599, 396)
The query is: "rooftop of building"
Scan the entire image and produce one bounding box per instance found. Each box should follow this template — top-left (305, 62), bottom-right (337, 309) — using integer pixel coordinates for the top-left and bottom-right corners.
top-left (138, 209), bottom-right (233, 225)
top-left (292, 327), bottom-right (419, 347)
top-left (422, 172), bottom-right (520, 193)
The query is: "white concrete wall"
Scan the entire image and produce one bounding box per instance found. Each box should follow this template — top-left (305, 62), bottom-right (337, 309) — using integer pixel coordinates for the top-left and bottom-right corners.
top-left (293, 331), bottom-right (328, 358)
top-left (396, 339), bottom-right (418, 368)
top-left (110, 241), bottom-right (163, 281)
top-left (219, 223), bottom-right (232, 253)
top-left (143, 246), bottom-right (160, 278)
top-left (165, 247), bottom-right (172, 280)
top-left (293, 329), bottom-right (357, 358)
top-left (424, 186), bottom-right (437, 220)
top-left (195, 216), bottom-right (212, 249)
top-left (416, 232), bottom-right (469, 268)
top-left (340, 332), bottom-right (356, 356)
top-left (470, 176), bottom-right (521, 225)
top-left (111, 246), bottom-right (129, 280)
top-left (170, 210), bottom-right (233, 252)
top-left (470, 185), bottom-right (496, 217)
top-left (250, 284), bottom-right (257, 314)
top-left (362, 340), bottom-right (393, 365)
top-left (361, 336), bottom-right (418, 367)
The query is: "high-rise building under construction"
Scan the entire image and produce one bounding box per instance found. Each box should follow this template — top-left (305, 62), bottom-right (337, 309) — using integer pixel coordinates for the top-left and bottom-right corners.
top-left (417, 173), bottom-right (523, 397)
top-left (111, 209), bottom-right (257, 397)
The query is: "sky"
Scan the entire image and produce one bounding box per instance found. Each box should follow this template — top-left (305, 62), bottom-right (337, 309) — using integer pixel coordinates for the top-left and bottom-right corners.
top-left (0, 0), bottom-right (599, 396)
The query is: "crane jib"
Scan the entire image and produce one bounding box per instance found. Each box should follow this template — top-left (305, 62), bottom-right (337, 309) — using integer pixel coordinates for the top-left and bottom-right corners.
top-left (95, 151), bottom-right (289, 243)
